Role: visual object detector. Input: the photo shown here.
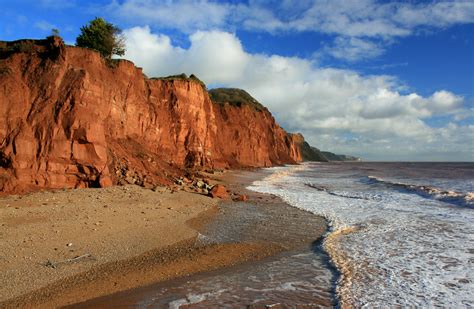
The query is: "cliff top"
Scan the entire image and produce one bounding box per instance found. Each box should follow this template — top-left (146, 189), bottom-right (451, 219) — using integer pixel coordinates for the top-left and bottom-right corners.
top-left (209, 88), bottom-right (265, 111)
top-left (0, 38), bottom-right (58, 56)
top-left (0, 40), bottom-right (266, 115)
top-left (151, 73), bottom-right (206, 88)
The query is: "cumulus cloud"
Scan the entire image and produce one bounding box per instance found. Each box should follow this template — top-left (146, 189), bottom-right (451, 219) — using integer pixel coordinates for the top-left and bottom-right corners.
top-left (429, 90), bottom-right (463, 112)
top-left (123, 27), bottom-right (249, 83)
top-left (120, 27), bottom-right (473, 160)
top-left (121, 26), bottom-right (182, 75)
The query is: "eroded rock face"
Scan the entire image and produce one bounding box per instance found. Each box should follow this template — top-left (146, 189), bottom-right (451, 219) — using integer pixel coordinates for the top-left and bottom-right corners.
top-left (291, 133), bottom-right (329, 162)
top-left (0, 39), bottom-right (302, 194)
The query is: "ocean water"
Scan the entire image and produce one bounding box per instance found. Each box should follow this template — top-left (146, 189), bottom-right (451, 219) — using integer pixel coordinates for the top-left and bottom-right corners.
top-left (248, 162), bottom-right (474, 307)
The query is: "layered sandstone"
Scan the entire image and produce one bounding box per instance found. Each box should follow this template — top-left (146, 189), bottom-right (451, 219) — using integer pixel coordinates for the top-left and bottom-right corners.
top-left (0, 37), bottom-right (302, 194)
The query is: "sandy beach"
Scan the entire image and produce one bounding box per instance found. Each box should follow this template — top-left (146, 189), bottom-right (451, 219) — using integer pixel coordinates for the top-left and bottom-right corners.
top-left (0, 170), bottom-right (329, 308)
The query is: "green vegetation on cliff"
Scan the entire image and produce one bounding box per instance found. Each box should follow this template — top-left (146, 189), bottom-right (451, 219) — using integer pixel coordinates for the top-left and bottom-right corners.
top-left (301, 143), bottom-right (328, 162)
top-left (321, 151), bottom-right (360, 161)
top-left (209, 88), bottom-right (265, 111)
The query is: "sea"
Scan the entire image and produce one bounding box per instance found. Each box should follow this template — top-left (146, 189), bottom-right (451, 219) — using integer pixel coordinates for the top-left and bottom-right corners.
top-left (76, 162), bottom-right (474, 308)
top-left (249, 162), bottom-right (474, 307)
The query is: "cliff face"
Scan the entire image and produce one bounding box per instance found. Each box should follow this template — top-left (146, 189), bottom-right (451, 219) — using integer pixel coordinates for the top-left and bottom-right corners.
top-left (0, 38), bottom-right (301, 193)
top-left (291, 134), bottom-right (328, 162)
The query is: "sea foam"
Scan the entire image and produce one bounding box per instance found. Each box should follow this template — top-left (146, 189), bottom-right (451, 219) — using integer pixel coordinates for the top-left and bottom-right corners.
top-left (248, 163), bottom-right (474, 307)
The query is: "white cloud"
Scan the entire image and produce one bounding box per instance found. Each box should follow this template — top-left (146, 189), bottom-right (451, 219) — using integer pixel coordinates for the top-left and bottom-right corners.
top-left (122, 27), bottom-right (249, 84)
top-left (109, 0), bottom-right (474, 62)
top-left (429, 90), bottom-right (463, 112)
top-left (120, 27), bottom-right (473, 161)
top-left (184, 31), bottom-right (250, 83)
top-left (319, 37), bottom-right (386, 62)
top-left (394, 1), bottom-right (474, 28)
top-left (121, 26), bottom-right (182, 76)
top-left (109, 0), bottom-right (474, 36)
top-left (108, 0), bottom-right (230, 32)
top-left (285, 0), bottom-right (410, 37)
top-left (245, 0), bottom-right (474, 37)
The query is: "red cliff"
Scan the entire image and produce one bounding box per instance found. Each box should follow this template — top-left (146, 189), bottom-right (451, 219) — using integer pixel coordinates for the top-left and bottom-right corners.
top-left (0, 37), bottom-right (302, 194)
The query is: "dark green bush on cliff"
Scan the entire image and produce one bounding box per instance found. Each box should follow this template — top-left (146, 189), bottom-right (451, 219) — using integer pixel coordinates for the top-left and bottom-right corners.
top-left (209, 88), bottom-right (264, 111)
top-left (76, 17), bottom-right (125, 59)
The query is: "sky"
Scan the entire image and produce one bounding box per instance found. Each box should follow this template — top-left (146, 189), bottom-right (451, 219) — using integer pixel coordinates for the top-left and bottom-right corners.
top-left (1, 0), bottom-right (473, 161)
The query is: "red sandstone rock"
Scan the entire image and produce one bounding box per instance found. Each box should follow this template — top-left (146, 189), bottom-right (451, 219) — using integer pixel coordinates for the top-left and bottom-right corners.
top-left (234, 194), bottom-right (248, 202)
top-left (209, 185), bottom-right (230, 199)
top-left (0, 39), bottom-right (304, 194)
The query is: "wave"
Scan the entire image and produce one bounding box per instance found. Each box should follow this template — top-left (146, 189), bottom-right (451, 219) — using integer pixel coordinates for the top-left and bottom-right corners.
top-left (304, 183), bottom-right (383, 201)
top-left (365, 176), bottom-right (474, 208)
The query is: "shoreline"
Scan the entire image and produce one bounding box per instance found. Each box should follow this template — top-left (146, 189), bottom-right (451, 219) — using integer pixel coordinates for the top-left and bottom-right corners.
top-left (0, 168), bottom-right (330, 308)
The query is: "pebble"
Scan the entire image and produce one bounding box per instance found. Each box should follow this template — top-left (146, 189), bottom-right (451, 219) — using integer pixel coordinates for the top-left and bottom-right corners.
top-left (67, 243), bottom-right (73, 247)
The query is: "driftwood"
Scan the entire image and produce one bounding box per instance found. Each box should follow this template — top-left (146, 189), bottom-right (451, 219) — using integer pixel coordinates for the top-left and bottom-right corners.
top-left (44, 253), bottom-right (95, 269)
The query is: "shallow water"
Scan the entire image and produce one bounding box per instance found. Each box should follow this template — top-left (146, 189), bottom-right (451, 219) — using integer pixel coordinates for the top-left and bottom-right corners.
top-left (74, 249), bottom-right (335, 308)
top-left (73, 189), bottom-right (337, 308)
top-left (249, 162), bottom-right (474, 307)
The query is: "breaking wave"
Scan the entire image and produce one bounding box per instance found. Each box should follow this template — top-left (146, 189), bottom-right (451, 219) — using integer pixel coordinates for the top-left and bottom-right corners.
top-left (305, 183), bottom-right (383, 201)
top-left (366, 175), bottom-right (474, 208)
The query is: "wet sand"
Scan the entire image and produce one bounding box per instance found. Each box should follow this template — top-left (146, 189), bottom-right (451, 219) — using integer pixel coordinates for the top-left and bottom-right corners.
top-left (75, 169), bottom-right (336, 308)
top-left (0, 169), bottom-right (331, 308)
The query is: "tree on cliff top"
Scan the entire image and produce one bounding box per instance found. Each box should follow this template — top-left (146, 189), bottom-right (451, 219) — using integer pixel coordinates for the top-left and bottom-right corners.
top-left (76, 17), bottom-right (125, 59)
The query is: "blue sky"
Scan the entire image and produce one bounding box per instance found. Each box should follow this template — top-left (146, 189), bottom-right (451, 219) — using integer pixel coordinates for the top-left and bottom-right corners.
top-left (1, 0), bottom-right (473, 161)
